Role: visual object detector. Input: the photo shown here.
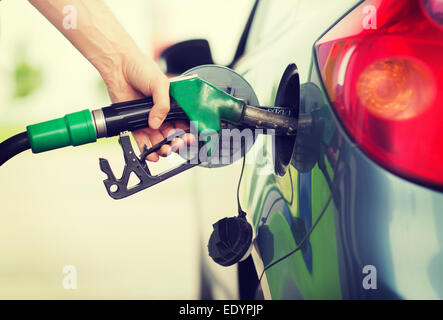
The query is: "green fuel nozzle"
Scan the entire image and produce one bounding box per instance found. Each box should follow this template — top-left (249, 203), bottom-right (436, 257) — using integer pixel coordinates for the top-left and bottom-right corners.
top-left (25, 75), bottom-right (253, 154)
top-left (26, 74), bottom-right (298, 154)
top-left (1, 66), bottom-right (302, 198)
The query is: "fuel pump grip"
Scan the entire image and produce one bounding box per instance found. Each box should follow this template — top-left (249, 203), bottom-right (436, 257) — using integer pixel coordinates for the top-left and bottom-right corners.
top-left (0, 65), bottom-right (302, 199)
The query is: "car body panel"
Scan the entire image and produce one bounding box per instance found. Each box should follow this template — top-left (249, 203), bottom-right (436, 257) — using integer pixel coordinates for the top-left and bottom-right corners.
top-left (230, 0), bottom-right (355, 299)
top-left (232, 0), bottom-right (443, 299)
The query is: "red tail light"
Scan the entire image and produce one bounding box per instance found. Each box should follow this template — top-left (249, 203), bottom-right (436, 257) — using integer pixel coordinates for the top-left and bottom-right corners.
top-left (316, 0), bottom-right (443, 188)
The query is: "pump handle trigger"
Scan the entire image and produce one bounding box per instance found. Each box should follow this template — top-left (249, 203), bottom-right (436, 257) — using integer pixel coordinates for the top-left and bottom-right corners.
top-left (99, 131), bottom-right (200, 200)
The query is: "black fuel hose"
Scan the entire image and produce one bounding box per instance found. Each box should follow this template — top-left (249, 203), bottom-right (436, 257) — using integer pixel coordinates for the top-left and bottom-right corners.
top-left (0, 132), bottom-right (31, 166)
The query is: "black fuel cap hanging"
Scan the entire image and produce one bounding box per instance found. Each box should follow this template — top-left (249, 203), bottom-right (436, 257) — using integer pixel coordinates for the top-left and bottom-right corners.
top-left (207, 215), bottom-right (253, 267)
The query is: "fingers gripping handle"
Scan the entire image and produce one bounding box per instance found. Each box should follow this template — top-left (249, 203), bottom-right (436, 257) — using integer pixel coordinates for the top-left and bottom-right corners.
top-left (99, 97), bottom-right (186, 137)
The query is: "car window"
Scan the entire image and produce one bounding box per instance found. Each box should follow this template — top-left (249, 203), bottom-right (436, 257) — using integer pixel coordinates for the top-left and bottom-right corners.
top-left (245, 0), bottom-right (301, 53)
top-left (244, 0), bottom-right (361, 54)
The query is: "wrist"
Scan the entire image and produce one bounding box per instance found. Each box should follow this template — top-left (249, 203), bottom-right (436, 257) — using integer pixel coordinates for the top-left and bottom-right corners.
top-left (96, 53), bottom-right (126, 88)
top-left (99, 48), bottom-right (147, 103)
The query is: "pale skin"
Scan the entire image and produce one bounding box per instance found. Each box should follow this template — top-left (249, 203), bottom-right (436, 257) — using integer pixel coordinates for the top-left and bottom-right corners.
top-left (28, 0), bottom-right (190, 161)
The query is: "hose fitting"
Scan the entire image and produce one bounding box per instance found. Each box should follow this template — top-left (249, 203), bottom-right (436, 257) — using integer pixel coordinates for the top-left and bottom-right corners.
top-left (26, 109), bottom-right (97, 153)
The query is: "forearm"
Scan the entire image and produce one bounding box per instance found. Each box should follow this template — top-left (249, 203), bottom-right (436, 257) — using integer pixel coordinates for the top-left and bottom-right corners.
top-left (29, 0), bottom-right (172, 154)
top-left (28, 0), bottom-right (140, 81)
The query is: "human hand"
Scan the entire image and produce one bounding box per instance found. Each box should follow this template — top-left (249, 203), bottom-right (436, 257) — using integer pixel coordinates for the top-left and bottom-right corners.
top-left (28, 0), bottom-right (192, 161)
top-left (102, 50), bottom-right (191, 162)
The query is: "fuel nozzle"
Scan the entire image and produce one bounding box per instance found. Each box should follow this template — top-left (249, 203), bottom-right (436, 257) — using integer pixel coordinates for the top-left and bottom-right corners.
top-left (25, 99), bottom-right (190, 154)
top-left (25, 77), bottom-right (194, 154)
top-left (2, 65), bottom-right (306, 199)
top-left (26, 74), bottom-right (300, 154)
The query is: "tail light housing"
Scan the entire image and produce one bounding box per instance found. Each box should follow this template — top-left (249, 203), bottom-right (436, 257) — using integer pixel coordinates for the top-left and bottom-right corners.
top-left (316, 0), bottom-right (443, 189)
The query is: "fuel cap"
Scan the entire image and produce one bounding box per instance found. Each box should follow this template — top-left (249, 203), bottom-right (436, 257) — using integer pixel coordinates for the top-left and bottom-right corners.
top-left (182, 65), bottom-right (260, 168)
top-left (207, 216), bottom-right (253, 267)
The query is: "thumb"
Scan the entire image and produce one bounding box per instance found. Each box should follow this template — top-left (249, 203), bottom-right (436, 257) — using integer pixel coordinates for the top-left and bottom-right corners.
top-left (148, 75), bottom-right (170, 130)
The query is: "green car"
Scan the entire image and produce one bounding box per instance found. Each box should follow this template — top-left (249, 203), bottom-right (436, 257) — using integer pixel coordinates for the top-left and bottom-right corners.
top-left (162, 0), bottom-right (443, 300)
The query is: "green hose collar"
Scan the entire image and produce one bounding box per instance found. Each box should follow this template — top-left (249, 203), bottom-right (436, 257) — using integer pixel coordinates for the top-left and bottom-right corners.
top-left (26, 109), bottom-right (97, 153)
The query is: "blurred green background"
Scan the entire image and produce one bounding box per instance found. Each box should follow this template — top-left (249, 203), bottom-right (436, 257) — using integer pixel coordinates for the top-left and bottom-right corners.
top-left (0, 0), bottom-right (252, 299)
